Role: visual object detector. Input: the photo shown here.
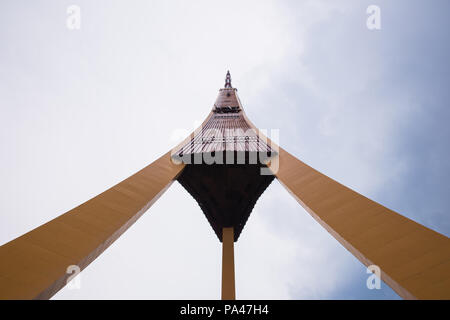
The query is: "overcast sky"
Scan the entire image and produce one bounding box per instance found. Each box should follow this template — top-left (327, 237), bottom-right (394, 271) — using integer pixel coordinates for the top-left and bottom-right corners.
top-left (0, 0), bottom-right (449, 299)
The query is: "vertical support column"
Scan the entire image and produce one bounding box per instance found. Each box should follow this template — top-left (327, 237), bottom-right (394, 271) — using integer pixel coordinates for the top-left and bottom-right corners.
top-left (221, 227), bottom-right (236, 300)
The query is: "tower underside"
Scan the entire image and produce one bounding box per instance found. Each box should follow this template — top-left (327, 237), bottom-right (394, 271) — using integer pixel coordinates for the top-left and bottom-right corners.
top-left (178, 160), bottom-right (274, 241)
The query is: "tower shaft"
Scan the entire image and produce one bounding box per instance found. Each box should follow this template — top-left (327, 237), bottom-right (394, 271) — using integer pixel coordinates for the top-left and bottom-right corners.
top-left (221, 227), bottom-right (236, 300)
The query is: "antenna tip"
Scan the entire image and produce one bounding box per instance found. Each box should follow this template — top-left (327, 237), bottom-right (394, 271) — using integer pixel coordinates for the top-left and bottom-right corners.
top-left (225, 70), bottom-right (232, 88)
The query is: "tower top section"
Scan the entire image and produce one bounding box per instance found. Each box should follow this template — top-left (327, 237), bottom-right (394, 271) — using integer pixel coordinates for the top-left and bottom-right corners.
top-left (224, 70), bottom-right (232, 88)
top-left (214, 71), bottom-right (241, 113)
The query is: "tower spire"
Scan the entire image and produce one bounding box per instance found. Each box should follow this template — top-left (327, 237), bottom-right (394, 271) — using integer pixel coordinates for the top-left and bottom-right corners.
top-left (224, 70), bottom-right (232, 88)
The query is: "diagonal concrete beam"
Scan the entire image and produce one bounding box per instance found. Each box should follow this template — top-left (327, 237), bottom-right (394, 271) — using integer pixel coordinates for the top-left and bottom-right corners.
top-left (221, 227), bottom-right (236, 300)
top-left (269, 147), bottom-right (450, 299)
top-left (0, 152), bottom-right (184, 299)
top-left (241, 113), bottom-right (450, 299)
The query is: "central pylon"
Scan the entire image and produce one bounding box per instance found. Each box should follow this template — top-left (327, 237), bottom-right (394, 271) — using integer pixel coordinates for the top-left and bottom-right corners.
top-left (173, 72), bottom-right (276, 298)
top-left (0, 72), bottom-right (449, 300)
top-left (222, 227), bottom-right (235, 300)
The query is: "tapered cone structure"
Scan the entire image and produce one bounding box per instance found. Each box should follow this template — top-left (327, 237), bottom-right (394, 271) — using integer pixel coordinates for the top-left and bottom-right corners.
top-left (0, 152), bottom-right (184, 299)
top-left (242, 113), bottom-right (450, 300)
top-left (172, 76), bottom-right (276, 242)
